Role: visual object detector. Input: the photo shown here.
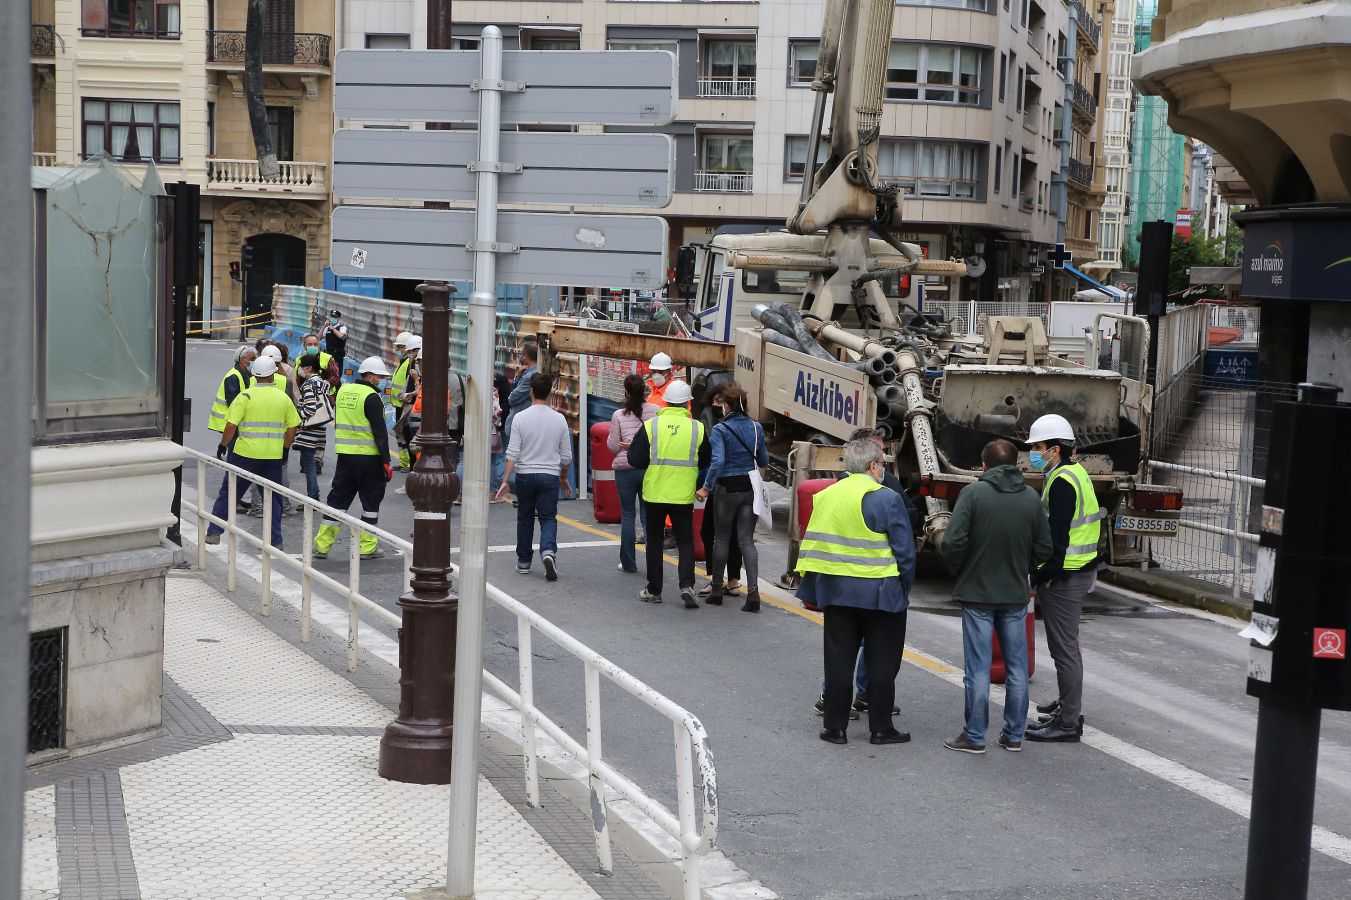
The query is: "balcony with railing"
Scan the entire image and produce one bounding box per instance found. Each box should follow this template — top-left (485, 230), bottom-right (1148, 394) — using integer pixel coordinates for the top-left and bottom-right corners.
top-left (696, 77), bottom-right (756, 98)
top-left (1067, 156), bottom-right (1095, 187)
top-left (1070, 1), bottom-right (1100, 51)
top-left (1070, 80), bottom-right (1097, 122)
top-left (693, 171), bottom-right (753, 193)
top-left (32, 152), bottom-right (57, 167)
top-left (207, 31), bottom-right (331, 68)
top-left (1019, 193), bottom-right (1035, 212)
top-left (32, 23), bottom-right (55, 58)
top-left (205, 158), bottom-right (328, 197)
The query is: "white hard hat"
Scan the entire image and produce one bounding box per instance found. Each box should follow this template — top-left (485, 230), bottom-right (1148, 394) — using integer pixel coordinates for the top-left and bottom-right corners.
top-left (649, 352), bottom-right (673, 371)
top-left (250, 355), bottom-right (278, 377)
top-left (359, 356), bottom-right (392, 377)
top-left (261, 344), bottom-right (283, 362)
top-left (405, 335), bottom-right (423, 351)
top-left (663, 379), bottom-right (692, 405)
top-left (394, 331), bottom-right (413, 348)
top-left (1027, 414), bottom-right (1076, 444)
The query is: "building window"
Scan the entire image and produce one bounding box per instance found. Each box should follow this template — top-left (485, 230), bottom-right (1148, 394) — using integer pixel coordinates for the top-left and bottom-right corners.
top-left (789, 41), bottom-right (819, 85)
top-left (784, 136), bottom-right (829, 180)
top-left (876, 140), bottom-right (982, 199)
top-left (1015, 67), bottom-right (1024, 112)
top-left (899, 0), bottom-right (990, 9)
top-left (82, 100), bottom-right (180, 164)
top-left (993, 144), bottom-right (1002, 194)
top-left (702, 40), bottom-right (757, 97)
top-left (998, 53), bottom-right (1006, 102)
top-left (365, 34), bottom-right (411, 50)
top-left (696, 134), bottom-right (754, 192)
top-left (531, 36), bottom-right (581, 50)
top-left (267, 107), bottom-right (294, 162)
top-left (207, 101), bottom-right (215, 156)
top-left (81, 0), bottom-right (180, 39)
top-left (886, 44), bottom-right (983, 104)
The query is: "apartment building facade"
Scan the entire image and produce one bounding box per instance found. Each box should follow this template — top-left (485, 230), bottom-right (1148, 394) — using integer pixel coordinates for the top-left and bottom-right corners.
top-left (1095, 0), bottom-right (1134, 275)
top-left (1060, 0), bottom-right (1109, 291)
top-left (338, 0), bottom-right (1071, 305)
top-left (29, 0), bottom-right (334, 331)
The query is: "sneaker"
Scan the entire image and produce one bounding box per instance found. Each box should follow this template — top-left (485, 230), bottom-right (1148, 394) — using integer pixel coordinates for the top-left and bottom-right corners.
top-left (204, 533), bottom-right (221, 545)
top-left (813, 695), bottom-right (859, 720)
top-left (998, 733), bottom-right (1023, 752)
top-left (1036, 698), bottom-right (1061, 716)
top-left (515, 563), bottom-right (530, 575)
top-left (360, 549), bottom-right (385, 560)
top-left (639, 588), bottom-right (662, 604)
top-left (543, 554), bottom-right (558, 581)
top-left (680, 587), bottom-right (699, 609)
top-left (394, 486), bottom-right (407, 495)
top-left (944, 734), bottom-right (986, 754)
top-left (248, 506), bottom-right (264, 518)
top-left (852, 697), bottom-right (901, 716)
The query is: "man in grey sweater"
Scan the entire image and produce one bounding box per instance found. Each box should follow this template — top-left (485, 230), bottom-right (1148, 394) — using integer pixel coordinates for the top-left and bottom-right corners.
top-left (494, 371), bottom-right (573, 580)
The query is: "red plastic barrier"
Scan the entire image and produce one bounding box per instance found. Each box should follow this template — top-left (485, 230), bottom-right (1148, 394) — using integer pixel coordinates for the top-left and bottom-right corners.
top-left (589, 422), bottom-right (621, 525)
top-left (990, 600), bottom-right (1037, 683)
top-left (795, 479), bottom-right (837, 611)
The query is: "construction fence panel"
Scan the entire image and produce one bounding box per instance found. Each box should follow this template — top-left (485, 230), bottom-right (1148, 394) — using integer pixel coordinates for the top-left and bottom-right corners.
top-left (921, 299), bottom-right (1049, 337)
top-left (1150, 304), bottom-right (1210, 461)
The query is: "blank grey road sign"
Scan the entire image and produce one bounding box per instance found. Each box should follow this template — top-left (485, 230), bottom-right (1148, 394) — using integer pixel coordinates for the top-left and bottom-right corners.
top-left (333, 130), bottom-right (674, 208)
top-left (335, 49), bottom-right (676, 126)
top-left (330, 206), bottom-right (668, 289)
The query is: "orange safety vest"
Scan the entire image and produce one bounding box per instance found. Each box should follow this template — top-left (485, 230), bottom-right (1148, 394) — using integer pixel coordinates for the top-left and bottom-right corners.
top-left (646, 378), bottom-right (671, 408)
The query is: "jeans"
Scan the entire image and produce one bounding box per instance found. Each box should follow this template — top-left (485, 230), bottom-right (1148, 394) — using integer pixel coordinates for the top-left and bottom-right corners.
top-left (297, 447), bottom-right (321, 500)
top-left (702, 489), bottom-right (741, 582)
top-left (644, 501), bottom-right (695, 597)
top-left (514, 473), bottom-right (560, 566)
top-left (456, 453), bottom-right (507, 495)
top-left (961, 604), bottom-right (1030, 745)
top-left (208, 453), bottom-right (284, 548)
top-left (710, 487), bottom-right (757, 589)
top-left (614, 467), bottom-right (645, 572)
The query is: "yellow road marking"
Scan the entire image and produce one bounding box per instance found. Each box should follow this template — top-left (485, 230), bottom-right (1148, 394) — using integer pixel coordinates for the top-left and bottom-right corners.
top-left (556, 512), bottom-right (962, 677)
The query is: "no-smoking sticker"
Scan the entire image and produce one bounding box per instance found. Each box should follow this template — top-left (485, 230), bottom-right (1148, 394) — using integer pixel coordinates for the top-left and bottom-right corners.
top-left (1313, 628), bottom-right (1346, 660)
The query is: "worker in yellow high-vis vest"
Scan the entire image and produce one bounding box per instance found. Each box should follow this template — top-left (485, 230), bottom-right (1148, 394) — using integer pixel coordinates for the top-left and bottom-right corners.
top-left (207, 345), bottom-right (257, 434)
top-left (625, 379), bottom-right (710, 609)
top-left (1025, 413), bottom-right (1104, 744)
top-left (390, 333), bottom-right (422, 471)
top-left (313, 356), bottom-right (395, 561)
top-left (796, 437), bottom-right (914, 748)
top-left (204, 355), bottom-right (300, 550)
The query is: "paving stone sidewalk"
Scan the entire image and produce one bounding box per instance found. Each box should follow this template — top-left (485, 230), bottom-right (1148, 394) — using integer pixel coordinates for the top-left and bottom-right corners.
top-left (22, 574), bottom-right (667, 900)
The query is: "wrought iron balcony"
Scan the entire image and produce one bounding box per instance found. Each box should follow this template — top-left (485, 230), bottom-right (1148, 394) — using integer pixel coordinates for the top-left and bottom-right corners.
top-left (205, 158), bottom-right (328, 197)
top-left (1070, 1), bottom-right (1100, 52)
top-left (693, 171), bottom-right (753, 193)
top-left (207, 31), bottom-right (331, 67)
top-left (1071, 80), bottom-right (1097, 122)
top-left (32, 24), bottom-right (55, 58)
top-left (1067, 156), bottom-right (1095, 187)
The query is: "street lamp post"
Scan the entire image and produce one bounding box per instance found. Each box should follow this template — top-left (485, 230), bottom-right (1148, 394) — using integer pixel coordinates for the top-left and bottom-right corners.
top-left (378, 280), bottom-right (460, 784)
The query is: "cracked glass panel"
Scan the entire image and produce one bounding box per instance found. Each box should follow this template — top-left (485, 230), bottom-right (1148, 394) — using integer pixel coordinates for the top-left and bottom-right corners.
top-left (43, 158), bottom-right (165, 433)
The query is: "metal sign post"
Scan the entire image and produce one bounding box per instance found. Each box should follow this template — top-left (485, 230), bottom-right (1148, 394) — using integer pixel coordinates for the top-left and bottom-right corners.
top-left (447, 26), bottom-right (503, 898)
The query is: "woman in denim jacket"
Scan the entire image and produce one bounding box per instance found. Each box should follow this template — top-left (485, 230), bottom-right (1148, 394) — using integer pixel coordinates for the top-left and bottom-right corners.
top-left (696, 383), bottom-right (770, 611)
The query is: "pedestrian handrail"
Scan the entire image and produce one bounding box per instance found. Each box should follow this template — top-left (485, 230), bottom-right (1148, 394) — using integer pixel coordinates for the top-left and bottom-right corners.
top-left (180, 447), bottom-right (718, 895)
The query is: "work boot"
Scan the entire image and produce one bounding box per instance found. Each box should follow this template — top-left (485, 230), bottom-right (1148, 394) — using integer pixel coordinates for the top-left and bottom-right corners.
top-left (358, 531), bottom-right (380, 559)
top-left (740, 590), bottom-right (760, 613)
top-left (313, 523), bottom-right (339, 560)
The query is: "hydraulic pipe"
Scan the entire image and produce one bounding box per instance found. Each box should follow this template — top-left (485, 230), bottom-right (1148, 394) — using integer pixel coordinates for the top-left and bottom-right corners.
top-left (874, 383), bottom-right (903, 406)
top-left (894, 345), bottom-right (949, 538)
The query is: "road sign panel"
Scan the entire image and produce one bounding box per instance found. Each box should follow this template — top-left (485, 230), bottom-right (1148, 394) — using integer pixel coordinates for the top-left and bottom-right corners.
top-left (335, 49), bottom-right (676, 126)
top-left (330, 206), bottom-right (668, 289)
top-left (333, 130), bottom-right (674, 208)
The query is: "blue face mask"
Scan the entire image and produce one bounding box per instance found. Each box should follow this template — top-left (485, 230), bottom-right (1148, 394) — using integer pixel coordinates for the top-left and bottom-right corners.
top-left (1029, 450), bottom-right (1048, 471)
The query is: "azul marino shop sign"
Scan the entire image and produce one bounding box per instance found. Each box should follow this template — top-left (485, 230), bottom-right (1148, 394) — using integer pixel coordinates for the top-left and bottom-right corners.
top-left (1239, 208), bottom-right (1351, 301)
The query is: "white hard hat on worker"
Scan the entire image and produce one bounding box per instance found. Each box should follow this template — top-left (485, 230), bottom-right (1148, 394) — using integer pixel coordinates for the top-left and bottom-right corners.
top-left (359, 356), bottom-right (392, 378)
top-left (648, 352), bottom-right (673, 388)
top-left (663, 379), bottom-right (693, 406)
top-left (1026, 413), bottom-right (1075, 472)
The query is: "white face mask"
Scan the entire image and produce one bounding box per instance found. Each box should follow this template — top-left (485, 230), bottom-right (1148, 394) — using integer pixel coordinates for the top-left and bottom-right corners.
top-left (650, 372), bottom-right (667, 387)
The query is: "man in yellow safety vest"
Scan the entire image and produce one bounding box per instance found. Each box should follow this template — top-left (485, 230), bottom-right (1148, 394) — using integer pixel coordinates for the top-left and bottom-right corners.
top-left (1024, 413), bottom-right (1104, 744)
top-left (313, 356), bottom-right (395, 561)
top-left (625, 379), bottom-right (710, 609)
top-left (796, 438), bottom-right (915, 747)
top-left (390, 332), bottom-right (422, 471)
top-left (204, 354), bottom-right (300, 550)
top-left (207, 345), bottom-right (257, 434)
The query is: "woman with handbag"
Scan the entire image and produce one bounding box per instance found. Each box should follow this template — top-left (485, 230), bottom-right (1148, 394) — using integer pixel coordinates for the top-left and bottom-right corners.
top-left (698, 383), bottom-right (742, 596)
top-left (696, 383), bottom-right (770, 612)
top-left (294, 353), bottom-right (334, 500)
top-left (608, 374), bottom-right (659, 573)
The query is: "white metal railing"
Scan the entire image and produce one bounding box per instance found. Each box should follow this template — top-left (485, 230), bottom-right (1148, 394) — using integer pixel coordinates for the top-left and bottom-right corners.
top-left (205, 158), bottom-right (328, 194)
top-left (696, 76), bottom-right (756, 97)
top-left (32, 152), bottom-right (57, 167)
top-left (180, 447), bottom-right (717, 895)
top-left (693, 170), bottom-right (752, 193)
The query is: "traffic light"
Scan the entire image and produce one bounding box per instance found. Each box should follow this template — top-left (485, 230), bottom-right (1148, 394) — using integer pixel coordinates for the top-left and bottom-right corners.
top-left (229, 260), bottom-right (241, 282)
top-left (241, 243), bottom-right (255, 271)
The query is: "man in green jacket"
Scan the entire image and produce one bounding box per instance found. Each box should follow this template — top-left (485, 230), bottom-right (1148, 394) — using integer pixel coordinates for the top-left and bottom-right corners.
top-left (939, 438), bottom-right (1052, 754)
